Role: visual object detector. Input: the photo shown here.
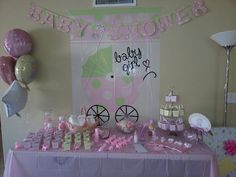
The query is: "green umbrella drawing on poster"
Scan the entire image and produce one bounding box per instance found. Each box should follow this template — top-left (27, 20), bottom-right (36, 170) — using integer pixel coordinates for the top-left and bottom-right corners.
top-left (82, 46), bottom-right (112, 78)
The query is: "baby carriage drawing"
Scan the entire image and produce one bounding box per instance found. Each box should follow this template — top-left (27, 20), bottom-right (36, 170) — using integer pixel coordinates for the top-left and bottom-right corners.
top-left (81, 46), bottom-right (144, 125)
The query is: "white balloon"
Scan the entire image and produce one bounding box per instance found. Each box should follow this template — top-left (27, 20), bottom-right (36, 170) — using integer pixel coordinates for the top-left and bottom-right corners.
top-left (2, 80), bottom-right (28, 117)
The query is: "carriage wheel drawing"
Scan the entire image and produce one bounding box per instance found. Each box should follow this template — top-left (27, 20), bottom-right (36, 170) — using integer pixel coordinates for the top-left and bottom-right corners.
top-left (86, 105), bottom-right (110, 126)
top-left (115, 105), bottom-right (139, 123)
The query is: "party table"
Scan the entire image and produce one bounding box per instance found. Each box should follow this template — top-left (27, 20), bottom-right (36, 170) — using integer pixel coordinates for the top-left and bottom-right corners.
top-left (3, 142), bottom-right (219, 177)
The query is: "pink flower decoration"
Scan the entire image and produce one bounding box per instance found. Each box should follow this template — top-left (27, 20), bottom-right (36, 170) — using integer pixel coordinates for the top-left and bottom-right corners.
top-left (15, 141), bottom-right (23, 150)
top-left (58, 122), bottom-right (66, 131)
top-left (126, 121), bottom-right (135, 128)
top-left (108, 145), bottom-right (114, 151)
top-left (42, 144), bottom-right (50, 151)
top-left (224, 140), bottom-right (236, 156)
top-left (74, 143), bottom-right (81, 150)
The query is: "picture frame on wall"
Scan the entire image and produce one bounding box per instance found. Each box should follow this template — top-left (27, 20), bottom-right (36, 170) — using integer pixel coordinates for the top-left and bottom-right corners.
top-left (93, 0), bottom-right (136, 7)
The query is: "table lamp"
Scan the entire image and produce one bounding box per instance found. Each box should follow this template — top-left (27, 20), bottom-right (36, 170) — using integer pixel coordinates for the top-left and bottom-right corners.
top-left (210, 30), bottom-right (236, 126)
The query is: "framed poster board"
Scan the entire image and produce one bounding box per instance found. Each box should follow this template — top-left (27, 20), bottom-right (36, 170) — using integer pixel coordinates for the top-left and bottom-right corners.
top-left (70, 12), bottom-right (160, 124)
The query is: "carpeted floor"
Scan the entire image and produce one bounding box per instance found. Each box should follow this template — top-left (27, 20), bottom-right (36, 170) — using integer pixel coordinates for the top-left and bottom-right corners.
top-left (0, 154), bottom-right (3, 176)
top-left (0, 160), bottom-right (3, 177)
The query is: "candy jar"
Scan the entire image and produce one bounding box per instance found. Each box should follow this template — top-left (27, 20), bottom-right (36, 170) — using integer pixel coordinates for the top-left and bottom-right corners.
top-left (148, 120), bottom-right (155, 136)
top-left (43, 110), bottom-right (53, 130)
top-left (94, 128), bottom-right (100, 143)
top-left (133, 131), bottom-right (138, 144)
top-left (58, 115), bottom-right (67, 131)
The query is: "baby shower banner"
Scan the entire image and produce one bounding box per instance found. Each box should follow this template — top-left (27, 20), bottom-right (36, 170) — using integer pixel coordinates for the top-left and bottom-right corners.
top-left (28, 0), bottom-right (208, 41)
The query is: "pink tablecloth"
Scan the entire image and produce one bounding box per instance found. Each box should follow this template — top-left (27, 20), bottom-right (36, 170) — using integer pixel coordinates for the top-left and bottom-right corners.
top-left (4, 144), bottom-right (219, 177)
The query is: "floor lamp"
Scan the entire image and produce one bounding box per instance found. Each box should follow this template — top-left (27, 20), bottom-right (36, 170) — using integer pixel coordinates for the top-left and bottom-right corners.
top-left (210, 30), bottom-right (236, 126)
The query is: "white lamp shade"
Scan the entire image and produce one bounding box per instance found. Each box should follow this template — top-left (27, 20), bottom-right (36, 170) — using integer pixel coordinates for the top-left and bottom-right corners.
top-left (210, 30), bottom-right (236, 47)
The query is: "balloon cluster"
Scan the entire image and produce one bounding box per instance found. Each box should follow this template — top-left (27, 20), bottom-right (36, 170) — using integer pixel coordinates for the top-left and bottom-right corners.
top-left (0, 29), bottom-right (37, 117)
top-left (0, 29), bottom-right (36, 87)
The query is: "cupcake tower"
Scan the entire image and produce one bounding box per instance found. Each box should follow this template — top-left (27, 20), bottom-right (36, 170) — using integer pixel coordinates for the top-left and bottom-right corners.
top-left (158, 90), bottom-right (185, 134)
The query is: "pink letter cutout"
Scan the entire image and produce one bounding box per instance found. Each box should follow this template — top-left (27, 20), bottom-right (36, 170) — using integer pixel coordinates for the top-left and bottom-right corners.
top-left (176, 7), bottom-right (192, 25)
top-left (192, 0), bottom-right (208, 17)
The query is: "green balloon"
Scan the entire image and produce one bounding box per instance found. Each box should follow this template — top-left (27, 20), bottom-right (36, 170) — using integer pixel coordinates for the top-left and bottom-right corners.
top-left (15, 55), bottom-right (37, 85)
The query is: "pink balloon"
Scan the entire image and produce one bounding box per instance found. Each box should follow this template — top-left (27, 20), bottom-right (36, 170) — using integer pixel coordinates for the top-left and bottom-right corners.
top-left (0, 56), bottom-right (16, 85)
top-left (3, 29), bottom-right (33, 58)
